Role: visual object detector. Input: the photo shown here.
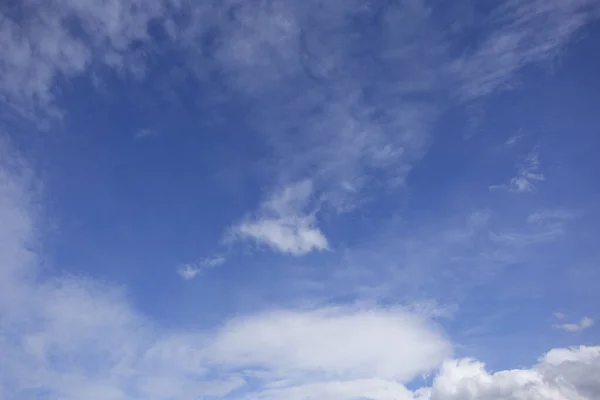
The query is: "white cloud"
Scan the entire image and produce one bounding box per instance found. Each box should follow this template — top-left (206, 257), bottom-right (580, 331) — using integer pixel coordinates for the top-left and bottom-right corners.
top-left (0, 146), bottom-right (451, 398)
top-left (202, 254), bottom-right (227, 267)
top-left (490, 151), bottom-right (545, 193)
top-left (554, 317), bottom-right (594, 333)
top-left (2, 136), bottom-right (600, 400)
top-left (505, 134), bottom-right (522, 146)
top-left (210, 307), bottom-right (451, 382)
top-left (230, 180), bottom-right (328, 255)
top-left (510, 152), bottom-right (545, 193)
top-left (3, 0), bottom-right (599, 222)
top-left (0, 0), bottom-right (171, 118)
top-left (416, 345), bottom-right (600, 400)
top-left (176, 255), bottom-right (226, 280)
top-left (450, 0), bottom-right (600, 100)
top-left (177, 264), bottom-right (202, 280)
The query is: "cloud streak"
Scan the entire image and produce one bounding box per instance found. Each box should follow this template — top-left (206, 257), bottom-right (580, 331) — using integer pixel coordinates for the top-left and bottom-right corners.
top-left (490, 151), bottom-right (545, 193)
top-left (554, 317), bottom-right (594, 333)
top-left (177, 255), bottom-right (227, 280)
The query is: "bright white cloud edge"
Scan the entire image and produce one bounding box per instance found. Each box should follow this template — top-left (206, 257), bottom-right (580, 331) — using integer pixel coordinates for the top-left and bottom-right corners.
top-left (229, 180), bottom-right (329, 255)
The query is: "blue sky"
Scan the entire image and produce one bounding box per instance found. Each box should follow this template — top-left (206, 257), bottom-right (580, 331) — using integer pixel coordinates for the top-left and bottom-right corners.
top-left (1, 1), bottom-right (600, 399)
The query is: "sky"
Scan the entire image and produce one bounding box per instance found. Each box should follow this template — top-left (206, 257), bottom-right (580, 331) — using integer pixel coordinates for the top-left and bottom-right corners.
top-left (1, 0), bottom-right (600, 399)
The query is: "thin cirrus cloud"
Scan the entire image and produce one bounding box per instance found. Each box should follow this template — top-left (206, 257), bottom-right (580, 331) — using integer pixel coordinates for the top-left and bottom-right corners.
top-left (490, 151), bottom-right (545, 193)
top-left (2, 0), bottom-right (599, 245)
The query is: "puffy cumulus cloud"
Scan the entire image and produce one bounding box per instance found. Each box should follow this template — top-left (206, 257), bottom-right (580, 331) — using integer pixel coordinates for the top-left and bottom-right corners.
top-left (415, 346), bottom-right (600, 400)
top-left (230, 180), bottom-right (328, 255)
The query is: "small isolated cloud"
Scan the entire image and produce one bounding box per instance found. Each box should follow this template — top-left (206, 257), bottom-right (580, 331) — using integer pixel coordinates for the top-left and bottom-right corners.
top-left (177, 255), bottom-right (226, 280)
top-left (490, 151), bottom-right (545, 193)
top-left (177, 264), bottom-right (201, 280)
top-left (230, 180), bottom-right (328, 255)
top-left (510, 152), bottom-right (545, 193)
top-left (554, 316), bottom-right (594, 333)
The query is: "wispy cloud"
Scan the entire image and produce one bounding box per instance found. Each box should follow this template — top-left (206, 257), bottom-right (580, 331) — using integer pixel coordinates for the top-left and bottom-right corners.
top-left (505, 134), bottom-right (522, 146)
top-left (449, 0), bottom-right (600, 100)
top-left (176, 264), bottom-right (202, 280)
top-left (2, 0), bottom-right (598, 222)
top-left (177, 255), bottom-right (227, 280)
top-left (490, 151), bottom-right (545, 193)
top-left (554, 316), bottom-right (595, 333)
top-left (0, 0), bottom-right (171, 118)
top-left (229, 180), bottom-right (328, 255)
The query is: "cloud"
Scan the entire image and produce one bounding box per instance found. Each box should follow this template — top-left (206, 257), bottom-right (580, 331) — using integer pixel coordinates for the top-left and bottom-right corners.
top-left (210, 307), bottom-right (451, 383)
top-left (250, 379), bottom-right (415, 400)
top-left (0, 145), bottom-right (451, 399)
top-left (554, 317), bottom-right (594, 333)
top-left (177, 264), bottom-right (202, 280)
top-left (509, 152), bottom-right (545, 192)
top-left (0, 0), bottom-right (172, 118)
top-left (202, 255), bottom-right (227, 267)
top-left (505, 135), bottom-right (522, 146)
top-left (415, 345), bottom-right (600, 400)
top-left (449, 0), bottom-right (600, 100)
top-left (2, 133), bottom-right (600, 400)
top-left (176, 255), bottom-right (227, 280)
top-left (490, 151), bottom-right (545, 193)
top-left (3, 0), bottom-right (599, 220)
top-left (230, 180), bottom-right (328, 255)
